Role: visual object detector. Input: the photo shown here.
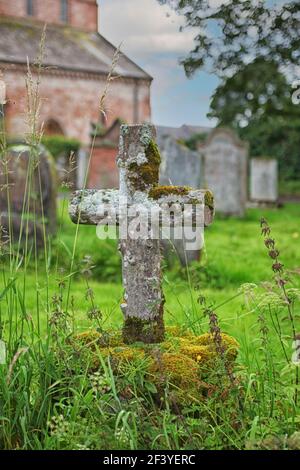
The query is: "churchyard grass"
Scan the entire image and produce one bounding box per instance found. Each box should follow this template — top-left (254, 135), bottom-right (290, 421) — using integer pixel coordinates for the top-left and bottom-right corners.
top-left (1, 192), bottom-right (300, 449)
top-left (7, 199), bottom-right (300, 334)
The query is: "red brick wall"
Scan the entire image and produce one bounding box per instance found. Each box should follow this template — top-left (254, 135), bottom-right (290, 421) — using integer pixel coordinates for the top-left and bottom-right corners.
top-left (69, 0), bottom-right (98, 31)
top-left (88, 146), bottom-right (119, 189)
top-left (0, 0), bottom-right (26, 16)
top-left (0, 0), bottom-right (98, 32)
top-left (3, 68), bottom-right (152, 145)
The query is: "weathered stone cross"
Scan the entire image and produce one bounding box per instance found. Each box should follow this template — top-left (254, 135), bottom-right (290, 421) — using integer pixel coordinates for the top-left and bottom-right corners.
top-left (69, 124), bottom-right (214, 344)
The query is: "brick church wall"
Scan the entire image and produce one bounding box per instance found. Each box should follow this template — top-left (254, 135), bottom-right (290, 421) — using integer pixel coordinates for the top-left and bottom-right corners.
top-left (88, 146), bottom-right (119, 189)
top-left (3, 67), bottom-right (151, 145)
top-left (0, 0), bottom-right (152, 190)
top-left (0, 0), bottom-right (98, 32)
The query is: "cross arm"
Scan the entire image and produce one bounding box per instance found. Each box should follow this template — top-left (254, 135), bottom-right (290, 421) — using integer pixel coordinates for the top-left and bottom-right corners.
top-left (69, 187), bottom-right (214, 227)
top-left (148, 186), bottom-right (214, 227)
top-left (69, 189), bottom-right (120, 225)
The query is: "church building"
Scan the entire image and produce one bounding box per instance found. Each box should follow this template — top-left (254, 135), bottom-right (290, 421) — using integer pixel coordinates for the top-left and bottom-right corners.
top-left (0, 0), bottom-right (152, 187)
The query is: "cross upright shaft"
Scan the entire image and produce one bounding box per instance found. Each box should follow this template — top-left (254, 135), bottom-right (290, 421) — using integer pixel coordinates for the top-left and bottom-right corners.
top-left (118, 124), bottom-right (164, 343)
top-left (69, 124), bottom-right (214, 344)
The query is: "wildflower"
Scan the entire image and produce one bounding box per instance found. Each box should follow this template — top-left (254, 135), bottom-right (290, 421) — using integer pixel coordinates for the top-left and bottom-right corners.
top-left (87, 307), bottom-right (102, 321)
top-left (48, 414), bottom-right (69, 438)
top-left (261, 226), bottom-right (271, 236)
top-left (268, 249), bottom-right (280, 259)
top-left (260, 217), bottom-right (268, 227)
top-left (80, 255), bottom-right (95, 277)
top-left (204, 308), bottom-right (225, 356)
top-left (197, 295), bottom-right (206, 305)
top-left (264, 238), bottom-right (275, 249)
top-left (277, 278), bottom-right (287, 288)
top-left (89, 371), bottom-right (111, 394)
top-left (272, 261), bottom-right (284, 273)
top-left (85, 287), bottom-right (94, 301)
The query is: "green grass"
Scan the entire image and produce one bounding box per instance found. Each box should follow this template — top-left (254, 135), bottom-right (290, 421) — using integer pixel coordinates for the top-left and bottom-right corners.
top-left (1, 197), bottom-right (300, 451)
top-left (279, 179), bottom-right (300, 197)
top-left (2, 200), bottom-right (299, 384)
top-left (5, 200), bottom-right (299, 337)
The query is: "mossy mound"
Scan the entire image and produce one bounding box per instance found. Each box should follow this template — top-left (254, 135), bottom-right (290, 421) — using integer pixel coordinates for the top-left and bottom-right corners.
top-left (148, 352), bottom-right (200, 399)
top-left (73, 327), bottom-right (239, 402)
top-left (74, 329), bottom-right (124, 349)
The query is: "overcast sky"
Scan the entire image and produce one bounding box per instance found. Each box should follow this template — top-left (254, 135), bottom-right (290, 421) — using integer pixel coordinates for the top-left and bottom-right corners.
top-left (99, 0), bottom-right (219, 128)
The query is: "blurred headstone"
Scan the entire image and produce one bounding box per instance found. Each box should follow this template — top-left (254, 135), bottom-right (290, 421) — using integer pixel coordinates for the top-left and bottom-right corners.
top-left (157, 135), bottom-right (202, 187)
top-left (77, 148), bottom-right (88, 189)
top-left (0, 143), bottom-right (57, 245)
top-left (250, 158), bottom-right (278, 205)
top-left (199, 128), bottom-right (248, 217)
top-left (156, 135), bottom-right (203, 265)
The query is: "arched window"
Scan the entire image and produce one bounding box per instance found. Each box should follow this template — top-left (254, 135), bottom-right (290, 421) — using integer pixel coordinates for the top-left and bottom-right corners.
top-left (44, 119), bottom-right (64, 136)
top-left (27, 0), bottom-right (34, 16)
top-left (61, 0), bottom-right (68, 23)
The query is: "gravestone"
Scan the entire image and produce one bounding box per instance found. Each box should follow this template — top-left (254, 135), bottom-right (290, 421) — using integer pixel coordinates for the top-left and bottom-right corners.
top-left (199, 128), bottom-right (248, 217)
top-left (156, 134), bottom-right (203, 265)
top-left (157, 135), bottom-right (202, 187)
top-left (0, 143), bottom-right (57, 245)
top-left (69, 124), bottom-right (214, 344)
top-left (250, 158), bottom-right (278, 204)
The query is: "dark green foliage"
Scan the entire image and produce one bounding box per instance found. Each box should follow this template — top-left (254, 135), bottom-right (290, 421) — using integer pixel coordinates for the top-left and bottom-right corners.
top-left (41, 135), bottom-right (81, 160)
top-left (208, 60), bottom-right (296, 128)
top-left (182, 132), bottom-right (207, 151)
top-left (157, 2), bottom-right (300, 182)
top-left (208, 60), bottom-right (300, 181)
top-left (240, 117), bottom-right (300, 181)
top-left (157, 1), bottom-right (300, 80)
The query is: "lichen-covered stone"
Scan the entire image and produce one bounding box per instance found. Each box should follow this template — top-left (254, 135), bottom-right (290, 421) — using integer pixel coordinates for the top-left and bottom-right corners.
top-left (149, 185), bottom-right (191, 200)
top-left (0, 143), bottom-right (57, 245)
top-left (69, 125), bottom-right (215, 346)
top-left (123, 313), bottom-right (165, 345)
top-left (204, 190), bottom-right (214, 210)
top-left (128, 140), bottom-right (161, 192)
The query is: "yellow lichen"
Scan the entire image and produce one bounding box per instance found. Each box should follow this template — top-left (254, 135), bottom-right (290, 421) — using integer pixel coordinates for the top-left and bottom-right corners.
top-left (73, 326), bottom-right (239, 401)
top-left (149, 185), bottom-right (191, 200)
top-left (107, 346), bottom-right (145, 363)
top-left (148, 352), bottom-right (200, 394)
top-left (165, 325), bottom-right (193, 338)
top-left (128, 140), bottom-right (161, 191)
top-left (74, 330), bottom-right (103, 350)
top-left (74, 329), bottom-right (124, 349)
top-left (159, 330), bottom-right (239, 364)
top-left (204, 190), bottom-right (214, 209)
top-left (179, 345), bottom-right (212, 363)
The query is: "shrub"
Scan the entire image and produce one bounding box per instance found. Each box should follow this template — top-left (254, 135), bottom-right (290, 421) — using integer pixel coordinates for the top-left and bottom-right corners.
top-left (41, 135), bottom-right (81, 160)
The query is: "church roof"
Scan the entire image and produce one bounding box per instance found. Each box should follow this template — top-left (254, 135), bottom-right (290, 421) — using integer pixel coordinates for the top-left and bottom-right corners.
top-left (0, 16), bottom-right (152, 80)
top-left (156, 124), bottom-right (211, 140)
